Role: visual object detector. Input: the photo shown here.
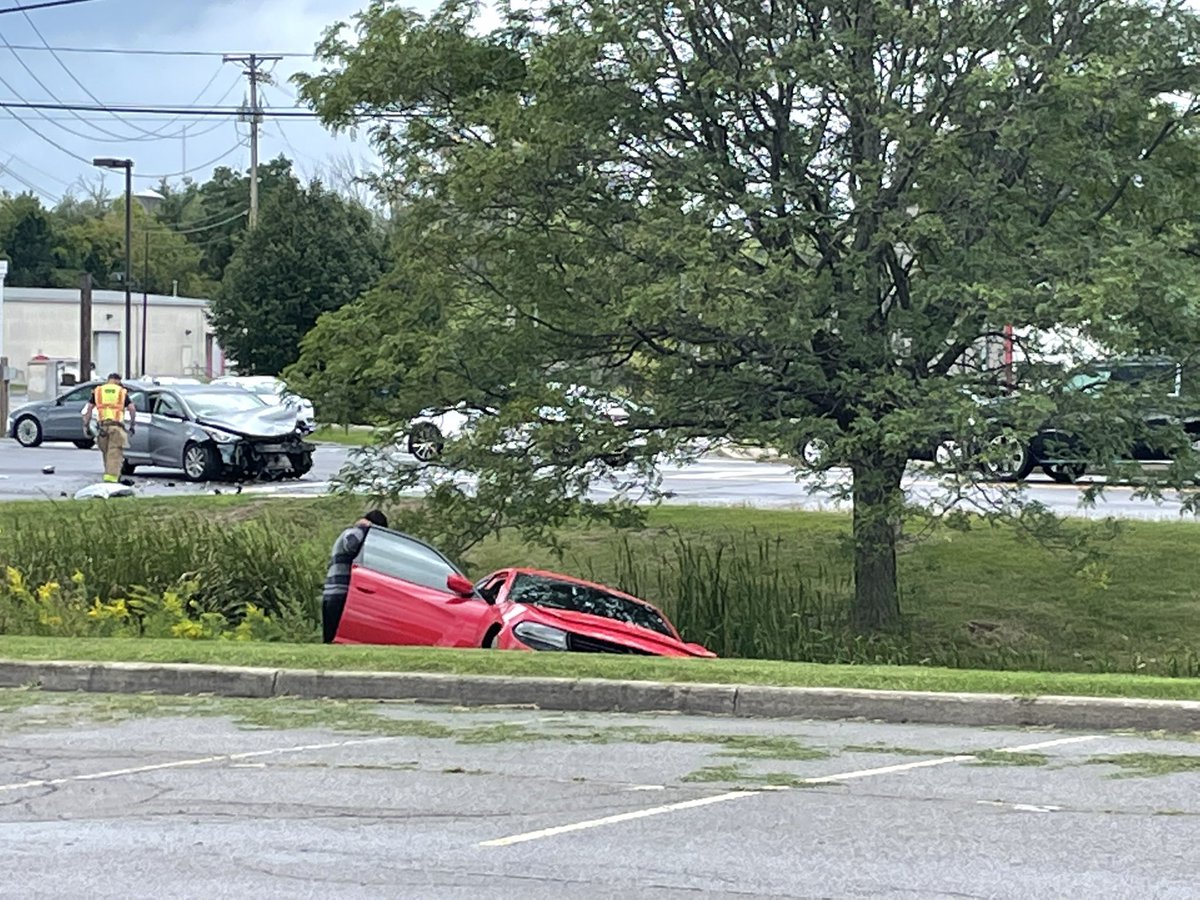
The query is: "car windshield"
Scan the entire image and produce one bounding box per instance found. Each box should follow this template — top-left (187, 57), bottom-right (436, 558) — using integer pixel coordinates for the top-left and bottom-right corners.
top-left (1067, 362), bottom-right (1178, 395)
top-left (507, 573), bottom-right (674, 637)
top-left (185, 391), bottom-right (269, 416)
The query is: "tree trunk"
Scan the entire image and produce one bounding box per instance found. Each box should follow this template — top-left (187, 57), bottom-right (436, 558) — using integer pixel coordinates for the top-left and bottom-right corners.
top-left (850, 452), bottom-right (906, 631)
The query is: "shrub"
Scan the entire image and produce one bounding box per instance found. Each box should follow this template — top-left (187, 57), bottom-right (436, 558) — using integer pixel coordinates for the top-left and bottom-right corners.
top-left (0, 565), bottom-right (312, 642)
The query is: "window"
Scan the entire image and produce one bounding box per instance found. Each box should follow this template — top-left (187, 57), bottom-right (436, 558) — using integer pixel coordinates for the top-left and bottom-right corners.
top-left (507, 574), bottom-right (674, 637)
top-left (63, 385), bottom-right (94, 404)
top-left (129, 391), bottom-right (150, 414)
top-left (153, 393), bottom-right (185, 417)
top-left (475, 573), bottom-right (508, 605)
top-left (358, 529), bottom-right (462, 593)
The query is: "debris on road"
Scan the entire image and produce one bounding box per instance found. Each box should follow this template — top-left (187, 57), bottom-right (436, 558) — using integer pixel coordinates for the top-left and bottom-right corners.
top-left (73, 483), bottom-right (135, 500)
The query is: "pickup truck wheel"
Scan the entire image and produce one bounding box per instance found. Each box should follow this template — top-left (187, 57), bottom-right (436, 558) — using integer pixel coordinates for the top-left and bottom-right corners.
top-left (1043, 463), bottom-right (1086, 484)
top-left (979, 434), bottom-right (1034, 482)
top-left (183, 442), bottom-right (220, 482)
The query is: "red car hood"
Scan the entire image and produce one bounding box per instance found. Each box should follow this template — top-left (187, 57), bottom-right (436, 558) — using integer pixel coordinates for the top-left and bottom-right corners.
top-left (508, 603), bottom-right (715, 657)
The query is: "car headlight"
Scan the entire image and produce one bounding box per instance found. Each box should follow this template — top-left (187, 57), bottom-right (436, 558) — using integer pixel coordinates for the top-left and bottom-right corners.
top-left (203, 428), bottom-right (238, 444)
top-left (513, 621), bottom-right (570, 651)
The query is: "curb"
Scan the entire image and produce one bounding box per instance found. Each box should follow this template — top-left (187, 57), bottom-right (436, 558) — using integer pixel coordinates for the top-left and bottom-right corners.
top-left (2, 660), bottom-right (1199, 732)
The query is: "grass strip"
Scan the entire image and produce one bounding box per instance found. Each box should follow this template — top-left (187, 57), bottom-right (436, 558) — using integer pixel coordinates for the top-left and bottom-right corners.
top-left (2, 636), bottom-right (1200, 701)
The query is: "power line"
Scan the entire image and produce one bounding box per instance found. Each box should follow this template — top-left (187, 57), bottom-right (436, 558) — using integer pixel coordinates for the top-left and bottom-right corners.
top-left (164, 209), bottom-right (248, 235)
top-left (14, 4), bottom-right (189, 141)
top-left (14, 6), bottom-right (240, 143)
top-left (0, 44), bottom-right (309, 57)
top-left (0, 0), bottom-right (102, 13)
top-left (0, 157), bottom-right (60, 203)
top-left (0, 100), bottom-right (337, 118)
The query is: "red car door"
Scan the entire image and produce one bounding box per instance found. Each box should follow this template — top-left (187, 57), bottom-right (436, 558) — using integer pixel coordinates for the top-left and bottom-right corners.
top-left (335, 527), bottom-right (500, 647)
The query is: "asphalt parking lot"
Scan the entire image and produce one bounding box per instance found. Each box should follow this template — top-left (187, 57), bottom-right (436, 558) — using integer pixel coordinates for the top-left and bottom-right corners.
top-left (1, 690), bottom-right (1198, 899)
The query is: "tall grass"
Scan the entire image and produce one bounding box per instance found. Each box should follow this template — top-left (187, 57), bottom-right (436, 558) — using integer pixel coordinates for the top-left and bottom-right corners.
top-left (575, 529), bottom-right (1200, 676)
top-left (2, 504), bottom-right (330, 630)
top-left (3, 501), bottom-right (1199, 677)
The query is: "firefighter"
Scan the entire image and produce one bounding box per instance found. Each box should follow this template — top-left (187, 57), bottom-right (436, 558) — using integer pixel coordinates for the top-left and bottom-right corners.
top-left (81, 373), bottom-right (137, 483)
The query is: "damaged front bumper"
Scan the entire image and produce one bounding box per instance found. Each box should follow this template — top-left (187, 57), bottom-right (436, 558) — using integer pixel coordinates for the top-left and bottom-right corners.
top-left (215, 433), bottom-right (316, 481)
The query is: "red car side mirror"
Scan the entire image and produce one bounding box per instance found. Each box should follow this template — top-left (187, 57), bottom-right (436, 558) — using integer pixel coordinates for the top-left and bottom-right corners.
top-left (446, 573), bottom-right (476, 597)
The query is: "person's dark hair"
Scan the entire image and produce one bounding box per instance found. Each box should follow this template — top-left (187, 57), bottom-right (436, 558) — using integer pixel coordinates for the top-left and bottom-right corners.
top-left (363, 509), bottom-right (388, 528)
top-left (107, 372), bottom-right (121, 381)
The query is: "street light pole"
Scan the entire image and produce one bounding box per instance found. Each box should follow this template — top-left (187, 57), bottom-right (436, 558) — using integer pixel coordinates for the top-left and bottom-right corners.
top-left (123, 164), bottom-right (131, 379)
top-left (142, 231), bottom-right (148, 376)
top-left (92, 157), bottom-right (134, 379)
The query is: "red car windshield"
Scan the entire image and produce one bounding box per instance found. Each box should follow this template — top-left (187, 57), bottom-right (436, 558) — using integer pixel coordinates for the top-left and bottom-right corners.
top-left (508, 573), bottom-right (674, 637)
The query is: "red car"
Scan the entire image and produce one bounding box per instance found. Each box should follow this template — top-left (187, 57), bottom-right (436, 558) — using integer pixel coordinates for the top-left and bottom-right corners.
top-left (333, 527), bottom-right (715, 657)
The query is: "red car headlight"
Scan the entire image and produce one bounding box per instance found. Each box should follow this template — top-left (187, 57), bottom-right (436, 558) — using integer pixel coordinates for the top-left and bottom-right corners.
top-left (513, 621), bottom-right (570, 651)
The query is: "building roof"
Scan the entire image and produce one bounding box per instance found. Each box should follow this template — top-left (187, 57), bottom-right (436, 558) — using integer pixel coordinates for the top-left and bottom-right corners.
top-left (3, 286), bottom-right (210, 308)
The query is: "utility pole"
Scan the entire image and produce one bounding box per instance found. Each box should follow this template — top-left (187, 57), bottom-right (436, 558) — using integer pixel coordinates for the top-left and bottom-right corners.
top-left (80, 272), bottom-right (93, 381)
top-left (223, 52), bottom-right (282, 229)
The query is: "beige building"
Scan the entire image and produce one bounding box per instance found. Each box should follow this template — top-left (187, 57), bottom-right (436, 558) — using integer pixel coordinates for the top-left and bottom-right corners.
top-left (0, 285), bottom-right (226, 385)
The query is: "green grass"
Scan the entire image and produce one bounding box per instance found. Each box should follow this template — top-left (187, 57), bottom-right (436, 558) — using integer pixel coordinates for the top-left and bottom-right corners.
top-left (309, 425), bottom-right (379, 446)
top-left (4, 495), bottom-right (1200, 676)
top-left (1086, 752), bottom-right (1200, 778)
top-left (4, 636), bottom-right (1200, 700)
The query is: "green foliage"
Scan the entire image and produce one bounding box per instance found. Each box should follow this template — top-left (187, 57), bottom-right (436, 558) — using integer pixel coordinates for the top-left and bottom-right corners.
top-left (2, 496), bottom-right (1200, 677)
top-left (0, 501), bottom-right (340, 633)
top-left (0, 566), bottom-right (306, 642)
top-left (291, 0), bottom-right (1200, 630)
top-left (0, 194), bottom-right (57, 286)
top-left (209, 178), bottom-right (389, 375)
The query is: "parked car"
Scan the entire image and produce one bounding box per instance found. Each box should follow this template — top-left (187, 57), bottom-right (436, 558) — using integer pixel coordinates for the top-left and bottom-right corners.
top-left (332, 527), bottom-right (714, 657)
top-left (211, 375), bottom-right (316, 433)
top-left (119, 383), bottom-right (315, 481)
top-left (7, 379), bottom-right (149, 449)
top-left (403, 384), bottom-right (634, 462)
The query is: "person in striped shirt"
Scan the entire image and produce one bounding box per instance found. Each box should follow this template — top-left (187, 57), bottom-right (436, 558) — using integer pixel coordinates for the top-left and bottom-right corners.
top-left (322, 509), bottom-right (389, 643)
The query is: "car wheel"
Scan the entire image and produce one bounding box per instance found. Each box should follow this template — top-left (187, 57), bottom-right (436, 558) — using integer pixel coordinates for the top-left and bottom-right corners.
top-left (799, 437), bottom-right (831, 470)
top-left (1042, 463), bottom-right (1086, 484)
top-left (14, 416), bottom-right (43, 448)
top-left (979, 434), bottom-right (1033, 482)
top-left (288, 451), bottom-right (313, 479)
top-left (182, 441), bottom-right (220, 482)
top-left (72, 438), bottom-right (95, 450)
top-left (933, 439), bottom-right (962, 469)
top-left (407, 422), bottom-right (444, 461)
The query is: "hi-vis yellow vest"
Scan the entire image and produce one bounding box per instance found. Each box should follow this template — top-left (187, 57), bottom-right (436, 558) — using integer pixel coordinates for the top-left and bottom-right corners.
top-left (93, 384), bottom-right (127, 423)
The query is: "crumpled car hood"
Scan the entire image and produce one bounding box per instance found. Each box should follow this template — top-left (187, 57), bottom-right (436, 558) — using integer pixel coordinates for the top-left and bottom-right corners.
top-left (197, 405), bottom-right (299, 438)
top-left (513, 604), bottom-right (701, 654)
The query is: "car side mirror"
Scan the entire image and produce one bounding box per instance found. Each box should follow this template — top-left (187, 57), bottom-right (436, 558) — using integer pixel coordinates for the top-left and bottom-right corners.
top-left (446, 573), bottom-right (476, 598)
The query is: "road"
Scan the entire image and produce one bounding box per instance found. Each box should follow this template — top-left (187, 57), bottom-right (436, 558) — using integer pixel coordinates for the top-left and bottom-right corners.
top-left (2, 436), bottom-right (1199, 520)
top-left (2, 690), bottom-right (1197, 898)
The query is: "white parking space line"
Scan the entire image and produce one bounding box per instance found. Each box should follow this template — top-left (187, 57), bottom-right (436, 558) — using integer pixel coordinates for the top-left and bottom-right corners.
top-left (479, 791), bottom-right (761, 847)
top-left (479, 734), bottom-right (1104, 848)
top-left (0, 735), bottom-right (395, 793)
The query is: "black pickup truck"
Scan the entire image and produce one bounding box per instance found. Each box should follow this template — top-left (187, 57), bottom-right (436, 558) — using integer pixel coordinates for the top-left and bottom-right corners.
top-left (977, 357), bottom-right (1200, 483)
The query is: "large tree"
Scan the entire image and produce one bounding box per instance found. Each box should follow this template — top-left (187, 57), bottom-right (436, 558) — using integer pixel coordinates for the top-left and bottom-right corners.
top-left (291, 0), bottom-right (1200, 628)
top-left (0, 194), bottom-right (59, 287)
top-left (209, 178), bottom-right (388, 375)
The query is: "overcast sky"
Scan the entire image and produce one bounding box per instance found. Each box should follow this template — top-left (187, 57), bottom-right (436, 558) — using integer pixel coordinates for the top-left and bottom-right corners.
top-left (0, 0), bottom-right (487, 206)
